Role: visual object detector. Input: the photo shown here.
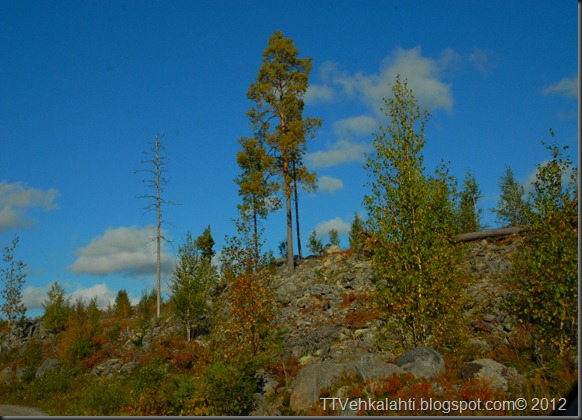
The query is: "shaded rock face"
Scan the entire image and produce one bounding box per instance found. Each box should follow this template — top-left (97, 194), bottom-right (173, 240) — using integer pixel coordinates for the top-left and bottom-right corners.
top-left (0, 317), bottom-right (50, 354)
top-left (396, 347), bottom-right (445, 379)
top-left (459, 358), bottom-right (522, 392)
top-left (36, 358), bottom-right (61, 379)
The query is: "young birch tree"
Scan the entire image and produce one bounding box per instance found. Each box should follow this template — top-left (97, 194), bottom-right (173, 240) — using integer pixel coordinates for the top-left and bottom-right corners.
top-left (363, 76), bottom-right (466, 349)
top-left (1, 235), bottom-right (27, 332)
top-left (247, 30), bottom-right (321, 272)
top-left (493, 166), bottom-right (529, 227)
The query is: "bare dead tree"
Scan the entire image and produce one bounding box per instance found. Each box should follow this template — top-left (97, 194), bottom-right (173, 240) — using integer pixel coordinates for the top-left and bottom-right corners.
top-left (135, 134), bottom-right (174, 320)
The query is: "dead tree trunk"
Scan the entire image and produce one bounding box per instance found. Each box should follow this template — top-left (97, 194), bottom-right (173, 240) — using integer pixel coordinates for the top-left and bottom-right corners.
top-left (457, 226), bottom-right (526, 243)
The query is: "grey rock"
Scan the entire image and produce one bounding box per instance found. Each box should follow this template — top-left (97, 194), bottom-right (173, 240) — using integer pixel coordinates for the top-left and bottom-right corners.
top-left (92, 358), bottom-right (123, 376)
top-left (396, 347), bottom-right (445, 379)
top-left (459, 358), bottom-right (522, 392)
top-left (352, 353), bottom-right (403, 382)
top-left (256, 369), bottom-right (278, 395)
top-left (120, 362), bottom-right (139, 374)
top-left (36, 358), bottom-right (61, 379)
top-left (483, 314), bottom-right (496, 323)
top-left (290, 360), bottom-right (345, 412)
top-left (324, 244), bottom-right (341, 254)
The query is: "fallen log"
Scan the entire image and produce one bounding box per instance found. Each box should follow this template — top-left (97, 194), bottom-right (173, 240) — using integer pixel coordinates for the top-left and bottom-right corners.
top-left (457, 226), bottom-right (526, 243)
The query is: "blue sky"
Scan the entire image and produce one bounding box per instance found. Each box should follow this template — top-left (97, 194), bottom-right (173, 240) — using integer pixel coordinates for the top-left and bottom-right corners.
top-left (1, 1), bottom-right (577, 317)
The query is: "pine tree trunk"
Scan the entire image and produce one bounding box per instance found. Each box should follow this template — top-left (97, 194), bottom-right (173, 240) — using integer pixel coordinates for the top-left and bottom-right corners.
top-left (293, 161), bottom-right (303, 259)
top-left (284, 159), bottom-right (294, 273)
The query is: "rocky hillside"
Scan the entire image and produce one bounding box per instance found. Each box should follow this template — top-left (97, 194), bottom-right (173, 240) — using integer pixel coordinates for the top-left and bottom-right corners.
top-left (3, 231), bottom-right (571, 415)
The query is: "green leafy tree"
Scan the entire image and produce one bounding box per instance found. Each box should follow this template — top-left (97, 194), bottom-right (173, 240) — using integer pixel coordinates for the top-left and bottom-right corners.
top-left (137, 288), bottom-right (157, 325)
top-left (42, 281), bottom-right (71, 333)
top-left (363, 76), bottom-right (466, 349)
top-left (236, 137), bottom-right (280, 262)
top-left (307, 229), bottom-right (324, 256)
top-left (329, 228), bottom-right (340, 248)
top-left (349, 213), bottom-right (366, 256)
top-left (169, 231), bottom-right (217, 341)
top-left (508, 132), bottom-right (578, 357)
top-left (457, 168), bottom-right (483, 232)
top-left (195, 225), bottom-right (216, 261)
top-left (114, 289), bottom-right (132, 319)
top-left (209, 215), bottom-right (281, 418)
top-left (59, 297), bottom-right (95, 365)
top-left (493, 165), bottom-right (528, 226)
top-left (1, 234), bottom-right (27, 330)
top-left (247, 30), bottom-right (322, 272)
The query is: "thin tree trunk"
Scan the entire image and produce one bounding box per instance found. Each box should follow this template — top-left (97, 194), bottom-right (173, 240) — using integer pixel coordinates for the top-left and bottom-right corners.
top-left (284, 159), bottom-right (294, 273)
top-left (155, 135), bottom-right (162, 320)
top-left (292, 161), bottom-right (303, 259)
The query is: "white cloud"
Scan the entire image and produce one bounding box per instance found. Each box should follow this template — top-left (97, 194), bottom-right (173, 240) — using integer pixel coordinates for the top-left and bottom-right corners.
top-left (541, 76), bottom-right (578, 99)
top-left (23, 282), bottom-right (121, 312)
top-left (318, 176), bottom-right (344, 193)
top-left (305, 83), bottom-right (334, 104)
top-left (22, 284), bottom-right (51, 312)
top-left (333, 115), bottom-right (378, 138)
top-left (306, 139), bottom-right (372, 169)
top-left (68, 225), bottom-right (175, 277)
top-left (0, 181), bottom-right (58, 233)
top-left (315, 217), bottom-right (351, 237)
top-left (70, 283), bottom-right (119, 308)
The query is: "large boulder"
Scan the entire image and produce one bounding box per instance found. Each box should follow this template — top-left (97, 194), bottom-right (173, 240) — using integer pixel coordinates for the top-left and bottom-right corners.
top-left (459, 358), bottom-right (522, 392)
top-left (396, 347), bottom-right (445, 379)
top-left (290, 360), bottom-right (346, 412)
top-left (352, 353), bottom-right (403, 382)
top-left (290, 352), bottom-right (402, 412)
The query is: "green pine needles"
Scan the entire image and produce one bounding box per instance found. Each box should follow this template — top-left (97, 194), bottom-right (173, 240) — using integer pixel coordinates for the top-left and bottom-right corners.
top-left (363, 76), bottom-right (467, 350)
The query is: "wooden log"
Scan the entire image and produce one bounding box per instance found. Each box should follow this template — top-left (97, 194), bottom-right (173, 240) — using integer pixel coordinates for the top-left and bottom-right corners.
top-left (457, 226), bottom-right (526, 243)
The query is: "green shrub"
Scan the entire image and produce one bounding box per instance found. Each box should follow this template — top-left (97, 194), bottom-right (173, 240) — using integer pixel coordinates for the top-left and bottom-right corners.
top-left (203, 360), bottom-right (259, 415)
top-left (133, 358), bottom-right (169, 393)
top-left (31, 367), bottom-right (74, 400)
top-left (76, 376), bottom-right (129, 415)
top-left (507, 135), bottom-right (577, 358)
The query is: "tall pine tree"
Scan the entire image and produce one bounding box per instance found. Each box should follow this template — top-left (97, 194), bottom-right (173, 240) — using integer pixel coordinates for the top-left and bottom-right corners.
top-left (247, 30), bottom-right (321, 272)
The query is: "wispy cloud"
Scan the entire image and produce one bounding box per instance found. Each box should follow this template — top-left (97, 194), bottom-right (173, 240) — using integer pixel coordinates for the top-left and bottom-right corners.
top-left (306, 139), bottom-right (372, 169)
top-left (0, 181), bottom-right (58, 233)
top-left (468, 47), bottom-right (495, 75)
top-left (333, 115), bottom-right (378, 138)
top-left (68, 225), bottom-right (175, 277)
top-left (318, 176), bottom-right (344, 193)
top-left (541, 75), bottom-right (578, 99)
top-left (305, 83), bottom-right (334, 104)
